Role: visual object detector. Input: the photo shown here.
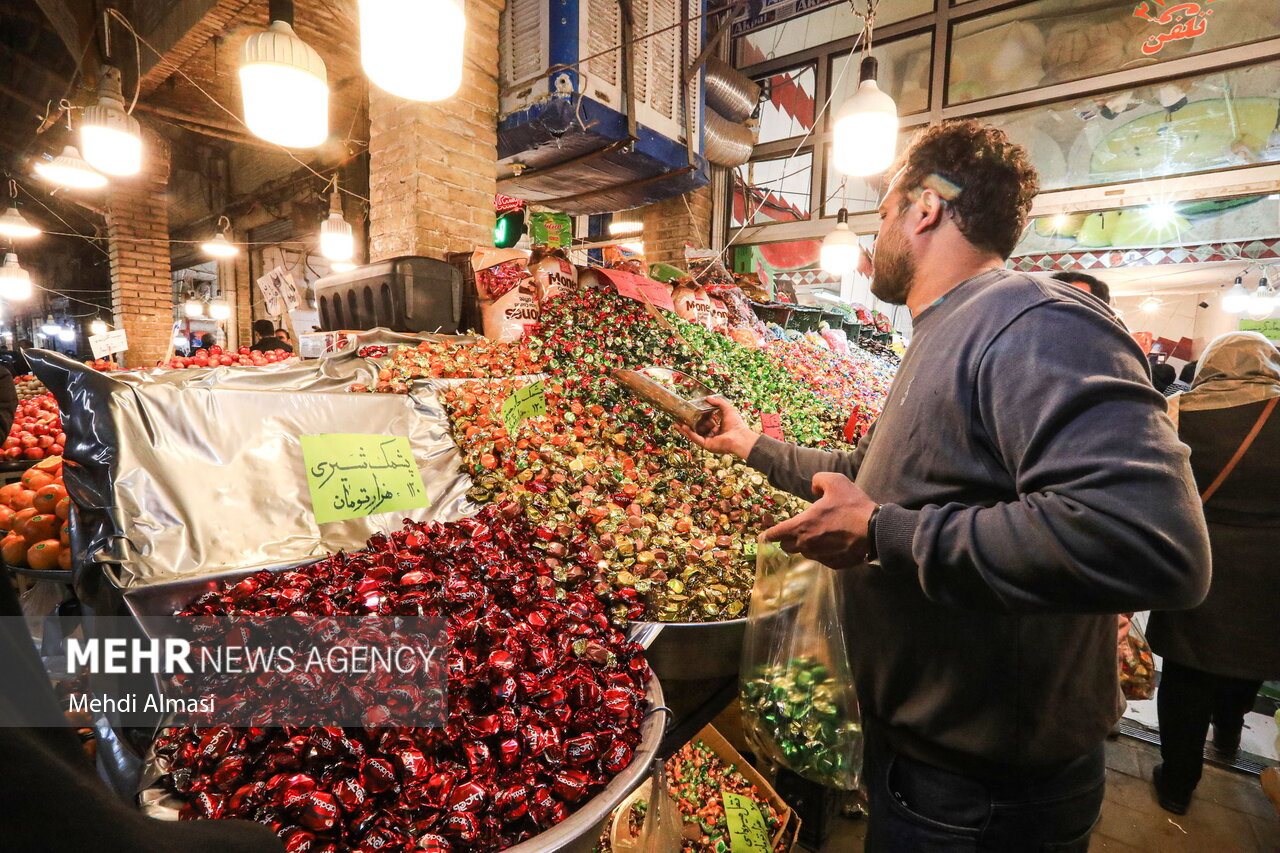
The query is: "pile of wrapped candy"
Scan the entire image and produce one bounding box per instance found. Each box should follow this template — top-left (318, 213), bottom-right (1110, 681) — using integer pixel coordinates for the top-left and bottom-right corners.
top-left (153, 504), bottom-right (652, 853)
top-left (740, 656), bottom-right (862, 789)
top-left (762, 340), bottom-right (896, 444)
top-left (594, 737), bottom-right (786, 853)
top-left (351, 338), bottom-right (546, 393)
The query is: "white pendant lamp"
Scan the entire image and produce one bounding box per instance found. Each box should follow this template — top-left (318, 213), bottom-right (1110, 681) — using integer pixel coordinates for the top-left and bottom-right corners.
top-left (89, 318), bottom-right (109, 336)
top-left (330, 262), bottom-right (356, 273)
top-left (41, 316), bottom-right (60, 335)
top-left (1247, 277), bottom-right (1276, 320)
top-left (0, 254), bottom-right (32, 301)
top-left (35, 145), bottom-right (108, 189)
top-left (0, 207), bottom-right (40, 239)
top-left (202, 216), bottom-right (240, 258)
top-left (209, 297), bottom-right (232, 320)
top-left (359, 0), bottom-right (466, 102)
top-left (57, 327), bottom-right (75, 342)
top-left (320, 184), bottom-right (354, 261)
top-left (80, 65), bottom-right (143, 176)
top-left (183, 295), bottom-right (204, 318)
top-left (832, 56), bottom-right (899, 177)
top-left (820, 208), bottom-right (861, 275)
top-left (240, 4), bottom-right (329, 148)
top-left (1221, 276), bottom-right (1249, 314)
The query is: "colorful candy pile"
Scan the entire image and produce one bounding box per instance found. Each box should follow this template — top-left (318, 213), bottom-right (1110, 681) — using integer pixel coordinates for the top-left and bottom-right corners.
top-left (351, 338), bottom-right (546, 393)
top-left (155, 504), bottom-right (651, 853)
top-left (763, 339), bottom-right (896, 444)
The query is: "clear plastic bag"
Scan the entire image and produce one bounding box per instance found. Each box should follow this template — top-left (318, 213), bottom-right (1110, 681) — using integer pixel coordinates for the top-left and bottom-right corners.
top-left (1118, 615), bottom-right (1156, 701)
top-left (610, 759), bottom-right (683, 853)
top-left (740, 544), bottom-right (862, 790)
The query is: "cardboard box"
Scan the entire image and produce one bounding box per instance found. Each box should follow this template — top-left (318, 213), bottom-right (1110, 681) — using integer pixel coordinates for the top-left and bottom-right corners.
top-left (298, 331), bottom-right (362, 359)
top-left (609, 724), bottom-right (797, 851)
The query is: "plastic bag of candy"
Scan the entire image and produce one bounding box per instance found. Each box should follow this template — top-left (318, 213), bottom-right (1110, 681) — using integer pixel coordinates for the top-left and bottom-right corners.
top-left (740, 544), bottom-right (862, 790)
top-left (1119, 615), bottom-right (1156, 701)
top-left (473, 248), bottom-right (539, 342)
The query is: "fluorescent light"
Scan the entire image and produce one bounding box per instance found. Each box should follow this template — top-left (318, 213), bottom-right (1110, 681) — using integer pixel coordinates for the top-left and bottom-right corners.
top-left (34, 146), bottom-right (107, 189)
top-left (359, 0), bottom-right (466, 102)
top-left (320, 211), bottom-right (354, 261)
top-left (239, 21), bottom-right (329, 148)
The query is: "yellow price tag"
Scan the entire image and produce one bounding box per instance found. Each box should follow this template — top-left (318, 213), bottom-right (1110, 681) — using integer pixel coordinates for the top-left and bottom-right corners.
top-left (722, 792), bottom-right (771, 853)
top-left (300, 434), bottom-right (430, 524)
top-left (502, 381), bottom-right (546, 435)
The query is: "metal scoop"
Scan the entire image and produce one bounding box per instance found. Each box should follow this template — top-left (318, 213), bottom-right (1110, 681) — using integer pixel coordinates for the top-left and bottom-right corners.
top-left (611, 367), bottom-right (722, 436)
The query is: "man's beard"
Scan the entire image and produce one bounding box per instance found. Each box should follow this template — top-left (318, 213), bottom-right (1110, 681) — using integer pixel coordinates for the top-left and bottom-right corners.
top-left (870, 224), bottom-right (915, 305)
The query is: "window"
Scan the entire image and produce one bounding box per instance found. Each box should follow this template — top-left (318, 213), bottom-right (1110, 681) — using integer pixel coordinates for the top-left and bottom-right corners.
top-left (827, 32), bottom-right (934, 123)
top-left (948, 0), bottom-right (1280, 105)
top-left (821, 129), bottom-right (922, 216)
top-left (986, 60), bottom-right (1280, 191)
top-left (735, 0), bottom-right (934, 66)
top-left (754, 64), bottom-right (817, 144)
top-left (732, 152), bottom-right (814, 227)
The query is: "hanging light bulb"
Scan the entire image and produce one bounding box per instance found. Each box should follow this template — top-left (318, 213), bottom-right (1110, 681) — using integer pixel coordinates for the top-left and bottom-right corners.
top-left (1222, 276), bottom-right (1250, 314)
top-left (0, 207), bottom-right (40, 239)
top-left (80, 65), bottom-right (143, 176)
top-left (359, 0), bottom-right (465, 102)
top-left (240, 7), bottom-right (329, 148)
top-left (608, 215), bottom-right (642, 236)
top-left (41, 316), bottom-right (60, 335)
top-left (0, 254), bottom-right (32, 301)
top-left (89, 318), bottom-right (109, 336)
top-left (58, 327), bottom-right (75, 342)
top-left (820, 208), bottom-right (861, 275)
top-left (209, 297), bottom-right (232, 320)
top-left (183, 295), bottom-right (204, 318)
top-left (1247, 276), bottom-right (1276, 320)
top-left (34, 145), bottom-right (108, 189)
top-left (330, 261), bottom-right (356, 273)
top-left (832, 56), bottom-right (899, 177)
top-left (320, 182), bottom-right (354, 261)
top-left (202, 215), bottom-right (240, 258)
top-left (1138, 295), bottom-right (1163, 314)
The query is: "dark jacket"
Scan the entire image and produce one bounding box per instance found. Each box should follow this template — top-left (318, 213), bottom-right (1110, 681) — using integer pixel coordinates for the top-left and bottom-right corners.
top-left (0, 367), bottom-right (16, 439)
top-left (0, 576), bottom-right (282, 852)
top-left (747, 270), bottom-right (1209, 779)
top-left (249, 336), bottom-right (293, 354)
top-left (1147, 399), bottom-right (1280, 680)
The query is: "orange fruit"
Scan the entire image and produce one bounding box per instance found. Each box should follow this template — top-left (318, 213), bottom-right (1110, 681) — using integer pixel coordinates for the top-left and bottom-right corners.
top-left (0, 506), bottom-right (13, 532)
top-left (12, 507), bottom-right (37, 537)
top-left (57, 549), bottom-right (71, 572)
top-left (0, 483), bottom-right (23, 507)
top-left (59, 521), bottom-right (70, 547)
top-left (26, 539), bottom-right (61, 571)
top-left (22, 514), bottom-right (58, 545)
top-left (2, 533), bottom-right (27, 566)
top-left (21, 469), bottom-right (54, 492)
top-left (33, 483), bottom-right (65, 514)
top-left (33, 456), bottom-right (62, 475)
top-left (55, 495), bottom-right (72, 521)
top-left (9, 489), bottom-right (35, 511)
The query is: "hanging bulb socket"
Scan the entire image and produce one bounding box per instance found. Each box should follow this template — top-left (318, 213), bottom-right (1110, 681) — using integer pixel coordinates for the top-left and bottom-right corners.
top-left (80, 65), bottom-right (143, 176)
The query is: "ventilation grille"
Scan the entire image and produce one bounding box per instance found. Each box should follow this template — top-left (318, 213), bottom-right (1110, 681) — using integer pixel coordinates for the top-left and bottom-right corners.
top-left (584, 0), bottom-right (620, 87)
top-left (501, 0), bottom-right (544, 90)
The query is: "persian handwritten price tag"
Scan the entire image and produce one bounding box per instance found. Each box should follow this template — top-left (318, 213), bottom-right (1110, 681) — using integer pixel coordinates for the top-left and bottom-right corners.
top-left (300, 434), bottom-right (430, 524)
top-left (760, 412), bottom-right (784, 441)
top-left (501, 380), bottom-right (546, 436)
top-left (722, 791), bottom-right (771, 853)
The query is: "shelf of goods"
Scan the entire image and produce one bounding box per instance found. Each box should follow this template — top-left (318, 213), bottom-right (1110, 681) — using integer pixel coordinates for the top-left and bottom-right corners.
top-left (14, 272), bottom-right (895, 852)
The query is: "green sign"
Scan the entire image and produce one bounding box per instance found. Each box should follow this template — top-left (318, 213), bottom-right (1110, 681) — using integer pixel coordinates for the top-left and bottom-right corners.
top-left (722, 791), bottom-right (771, 853)
top-left (529, 211), bottom-right (572, 248)
top-left (300, 434), bottom-right (430, 524)
top-left (1239, 318), bottom-right (1280, 340)
top-left (501, 381), bottom-right (546, 436)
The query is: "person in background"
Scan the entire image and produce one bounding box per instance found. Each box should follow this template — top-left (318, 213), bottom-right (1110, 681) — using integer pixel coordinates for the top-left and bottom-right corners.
top-left (0, 365), bottom-right (15, 437)
top-left (1051, 270), bottom-right (1111, 305)
top-left (1165, 362), bottom-right (1193, 396)
top-left (1151, 362), bottom-right (1178, 395)
top-left (681, 120), bottom-right (1208, 851)
top-left (249, 319), bottom-right (293, 354)
top-left (275, 327), bottom-right (293, 348)
top-left (199, 333), bottom-right (216, 351)
top-left (1147, 331), bottom-right (1280, 815)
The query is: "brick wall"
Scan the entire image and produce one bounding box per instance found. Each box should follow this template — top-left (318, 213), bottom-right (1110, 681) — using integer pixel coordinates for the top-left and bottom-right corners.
top-left (366, 0), bottom-right (503, 261)
top-left (105, 125), bottom-right (174, 368)
top-left (640, 185), bottom-right (715, 269)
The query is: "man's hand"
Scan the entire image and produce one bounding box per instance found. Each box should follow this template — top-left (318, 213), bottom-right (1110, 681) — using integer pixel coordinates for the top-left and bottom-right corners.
top-left (675, 395), bottom-right (760, 459)
top-left (762, 473), bottom-right (878, 569)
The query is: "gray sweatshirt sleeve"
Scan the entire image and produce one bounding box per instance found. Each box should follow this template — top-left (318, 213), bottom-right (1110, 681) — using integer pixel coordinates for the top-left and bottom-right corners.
top-left (875, 301), bottom-right (1211, 614)
top-left (745, 422), bottom-right (875, 502)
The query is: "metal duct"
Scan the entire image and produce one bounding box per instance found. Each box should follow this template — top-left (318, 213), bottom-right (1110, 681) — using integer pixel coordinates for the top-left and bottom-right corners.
top-left (704, 55), bottom-right (760, 123)
top-left (704, 107), bottom-right (756, 167)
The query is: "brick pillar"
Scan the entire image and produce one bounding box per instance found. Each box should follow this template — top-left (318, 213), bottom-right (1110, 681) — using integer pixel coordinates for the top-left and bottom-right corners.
top-left (105, 125), bottom-right (172, 368)
top-left (367, 0), bottom-right (502, 260)
top-left (640, 185), bottom-right (714, 269)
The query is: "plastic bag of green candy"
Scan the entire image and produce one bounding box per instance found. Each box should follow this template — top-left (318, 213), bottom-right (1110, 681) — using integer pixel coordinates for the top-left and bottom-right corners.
top-left (739, 543), bottom-right (862, 790)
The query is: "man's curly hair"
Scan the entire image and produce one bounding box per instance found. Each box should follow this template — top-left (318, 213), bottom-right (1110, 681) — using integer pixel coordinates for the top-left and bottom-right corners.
top-left (893, 120), bottom-right (1039, 259)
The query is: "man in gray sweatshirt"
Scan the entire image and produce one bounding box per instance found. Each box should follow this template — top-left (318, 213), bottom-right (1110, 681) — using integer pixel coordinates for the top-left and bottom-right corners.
top-left (682, 121), bottom-right (1209, 851)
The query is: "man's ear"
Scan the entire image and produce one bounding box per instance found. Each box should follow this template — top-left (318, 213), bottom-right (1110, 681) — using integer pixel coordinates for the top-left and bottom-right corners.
top-left (909, 188), bottom-right (947, 237)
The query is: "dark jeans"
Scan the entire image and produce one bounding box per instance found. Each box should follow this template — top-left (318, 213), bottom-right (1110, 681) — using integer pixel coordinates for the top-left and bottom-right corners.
top-left (862, 732), bottom-right (1105, 852)
top-left (1156, 659), bottom-right (1263, 798)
